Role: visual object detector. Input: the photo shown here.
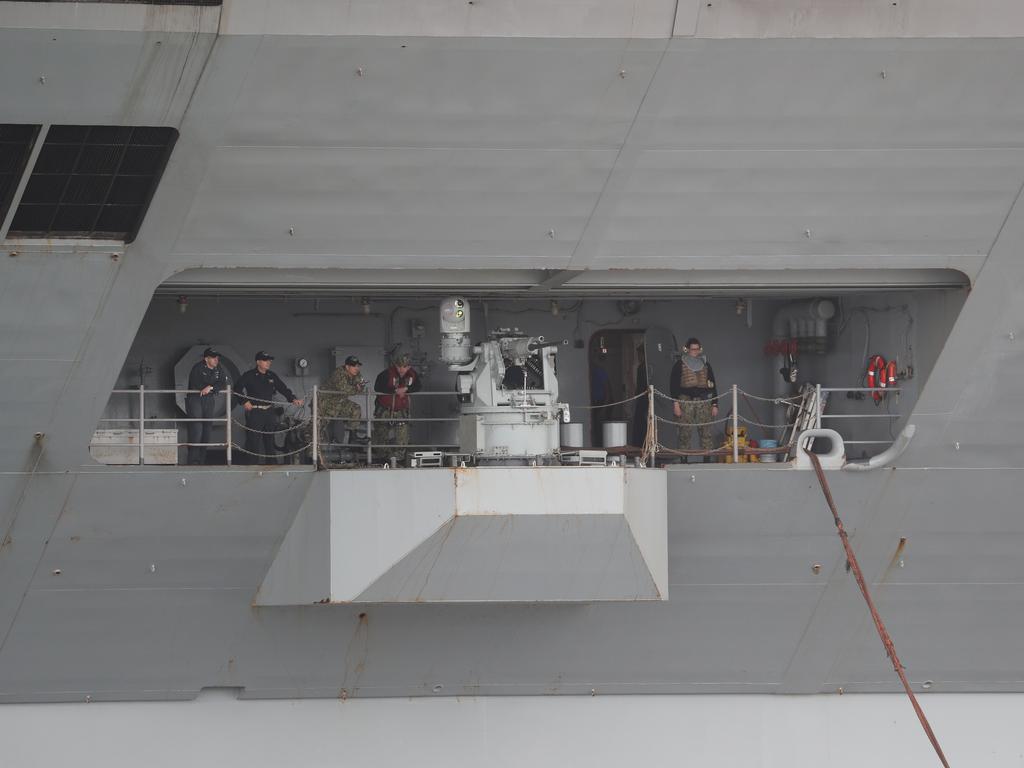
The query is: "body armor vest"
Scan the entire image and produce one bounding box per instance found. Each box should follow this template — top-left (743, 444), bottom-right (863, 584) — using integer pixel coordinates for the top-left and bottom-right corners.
top-left (680, 363), bottom-right (709, 389)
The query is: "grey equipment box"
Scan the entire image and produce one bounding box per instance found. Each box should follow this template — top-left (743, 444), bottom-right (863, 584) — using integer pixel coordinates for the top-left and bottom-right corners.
top-left (410, 451), bottom-right (444, 468)
top-left (90, 429), bottom-right (179, 465)
top-left (559, 449), bottom-right (608, 467)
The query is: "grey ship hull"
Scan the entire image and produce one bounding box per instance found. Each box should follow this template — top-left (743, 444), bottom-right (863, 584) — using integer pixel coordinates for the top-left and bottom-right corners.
top-left (3, 1), bottom-right (1024, 764)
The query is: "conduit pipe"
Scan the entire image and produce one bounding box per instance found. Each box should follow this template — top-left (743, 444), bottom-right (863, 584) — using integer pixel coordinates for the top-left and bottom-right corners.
top-left (843, 424), bottom-right (916, 471)
top-left (771, 299), bottom-right (836, 433)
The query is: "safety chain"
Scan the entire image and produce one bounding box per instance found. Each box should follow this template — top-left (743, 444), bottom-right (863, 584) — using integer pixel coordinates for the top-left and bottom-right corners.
top-left (736, 414), bottom-right (797, 430)
top-left (233, 443), bottom-right (312, 459)
top-left (231, 392), bottom-right (304, 406)
top-left (571, 391), bottom-right (646, 411)
top-left (653, 387), bottom-right (724, 404)
top-left (735, 388), bottom-right (804, 404)
top-left (655, 414), bottom-right (731, 428)
top-left (650, 441), bottom-right (790, 458)
top-left (232, 415), bottom-right (313, 435)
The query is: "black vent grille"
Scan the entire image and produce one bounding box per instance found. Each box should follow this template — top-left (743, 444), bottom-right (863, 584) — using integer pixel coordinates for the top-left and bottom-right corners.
top-left (9, 125), bottom-right (178, 243)
top-left (0, 124), bottom-right (40, 227)
top-left (4, 1), bottom-right (221, 5)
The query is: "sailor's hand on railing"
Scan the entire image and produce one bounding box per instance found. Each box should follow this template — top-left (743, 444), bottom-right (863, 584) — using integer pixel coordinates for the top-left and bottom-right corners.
top-left (200, 385), bottom-right (214, 396)
top-left (673, 401), bottom-right (682, 418)
top-left (243, 401), bottom-right (253, 412)
top-left (292, 398), bottom-right (304, 407)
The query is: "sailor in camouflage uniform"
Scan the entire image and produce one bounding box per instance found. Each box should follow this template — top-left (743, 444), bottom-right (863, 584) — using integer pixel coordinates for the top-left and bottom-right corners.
top-left (669, 337), bottom-right (719, 462)
top-left (319, 355), bottom-right (368, 455)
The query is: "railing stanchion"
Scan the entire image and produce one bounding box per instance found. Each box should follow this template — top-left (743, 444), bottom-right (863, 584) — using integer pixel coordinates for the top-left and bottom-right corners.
top-left (365, 391), bottom-right (372, 465)
top-left (732, 384), bottom-right (739, 464)
top-left (225, 386), bottom-right (233, 466)
top-left (647, 384), bottom-right (656, 467)
top-left (815, 383), bottom-right (822, 429)
top-left (138, 385), bottom-right (145, 466)
top-left (312, 385), bottom-right (319, 469)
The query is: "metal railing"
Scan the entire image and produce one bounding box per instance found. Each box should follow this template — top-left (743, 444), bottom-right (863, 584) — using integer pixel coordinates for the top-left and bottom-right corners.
top-left (95, 381), bottom-right (904, 468)
top-left (96, 386), bottom-right (464, 467)
top-left (315, 386), bottom-right (460, 467)
top-left (98, 386), bottom-right (312, 465)
top-left (645, 382), bottom-right (904, 464)
top-left (98, 386), bottom-right (235, 465)
top-left (816, 386), bottom-right (904, 446)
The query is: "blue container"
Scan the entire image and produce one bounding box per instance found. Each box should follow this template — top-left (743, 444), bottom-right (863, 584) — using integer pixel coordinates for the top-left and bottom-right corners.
top-left (760, 439), bottom-right (779, 463)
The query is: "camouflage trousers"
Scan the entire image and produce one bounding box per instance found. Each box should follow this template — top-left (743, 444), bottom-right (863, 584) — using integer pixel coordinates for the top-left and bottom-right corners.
top-left (319, 400), bottom-right (363, 449)
top-left (677, 397), bottom-right (715, 452)
top-left (372, 405), bottom-right (410, 463)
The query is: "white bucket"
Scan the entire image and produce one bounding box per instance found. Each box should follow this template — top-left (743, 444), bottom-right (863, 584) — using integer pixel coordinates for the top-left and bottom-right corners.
top-left (602, 421), bottom-right (628, 448)
top-left (560, 423), bottom-right (584, 448)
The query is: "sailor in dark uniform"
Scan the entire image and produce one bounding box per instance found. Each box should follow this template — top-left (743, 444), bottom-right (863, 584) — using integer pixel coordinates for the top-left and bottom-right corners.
top-left (185, 347), bottom-right (230, 465)
top-left (234, 351), bottom-right (304, 464)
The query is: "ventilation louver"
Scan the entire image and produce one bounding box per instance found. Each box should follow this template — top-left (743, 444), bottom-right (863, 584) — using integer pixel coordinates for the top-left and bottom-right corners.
top-left (9, 125), bottom-right (178, 243)
top-left (0, 124), bottom-right (40, 227)
top-left (3, 0), bottom-right (221, 4)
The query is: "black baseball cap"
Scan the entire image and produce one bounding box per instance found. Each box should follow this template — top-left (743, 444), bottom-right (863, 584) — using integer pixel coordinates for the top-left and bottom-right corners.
top-left (202, 347), bottom-right (222, 358)
top-left (254, 351), bottom-right (275, 361)
top-left (344, 355), bottom-right (362, 366)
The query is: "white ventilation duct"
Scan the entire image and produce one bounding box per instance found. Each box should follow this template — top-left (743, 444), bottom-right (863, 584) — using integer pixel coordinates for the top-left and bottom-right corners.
top-left (771, 299), bottom-right (836, 432)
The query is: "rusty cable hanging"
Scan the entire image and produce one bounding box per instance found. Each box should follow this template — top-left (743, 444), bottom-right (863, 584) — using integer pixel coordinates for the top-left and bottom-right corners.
top-left (807, 451), bottom-right (951, 768)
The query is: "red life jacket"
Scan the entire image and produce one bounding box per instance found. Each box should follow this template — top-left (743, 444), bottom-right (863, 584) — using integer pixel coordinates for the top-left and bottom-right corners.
top-left (376, 366), bottom-right (418, 411)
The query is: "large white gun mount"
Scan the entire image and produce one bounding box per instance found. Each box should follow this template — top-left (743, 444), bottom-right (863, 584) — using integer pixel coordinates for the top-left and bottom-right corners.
top-left (440, 297), bottom-right (569, 463)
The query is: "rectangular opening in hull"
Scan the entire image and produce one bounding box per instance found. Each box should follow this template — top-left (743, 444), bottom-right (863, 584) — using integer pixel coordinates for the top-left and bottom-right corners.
top-left (92, 270), bottom-right (968, 467)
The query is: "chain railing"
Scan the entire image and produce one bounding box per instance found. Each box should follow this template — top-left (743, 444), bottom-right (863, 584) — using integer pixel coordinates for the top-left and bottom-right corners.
top-left (97, 386), bottom-right (315, 466)
top-left (230, 394), bottom-right (314, 463)
top-left (98, 387), bottom-right (237, 465)
top-left (96, 381), bottom-right (904, 468)
top-left (315, 386), bottom-right (460, 468)
top-left (636, 382), bottom-right (903, 464)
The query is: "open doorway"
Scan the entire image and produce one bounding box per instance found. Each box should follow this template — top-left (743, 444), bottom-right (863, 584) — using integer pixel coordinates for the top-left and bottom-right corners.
top-left (588, 327), bottom-right (680, 448)
top-left (588, 330), bottom-right (646, 447)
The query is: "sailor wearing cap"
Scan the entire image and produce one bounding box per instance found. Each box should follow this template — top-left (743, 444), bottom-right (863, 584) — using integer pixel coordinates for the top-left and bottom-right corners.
top-left (234, 351), bottom-right (304, 464)
top-left (319, 355), bottom-right (369, 458)
top-left (185, 347), bottom-right (230, 465)
top-left (372, 352), bottom-right (422, 464)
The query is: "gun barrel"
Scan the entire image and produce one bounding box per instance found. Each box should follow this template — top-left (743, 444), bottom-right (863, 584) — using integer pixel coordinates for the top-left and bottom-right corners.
top-left (527, 340), bottom-right (561, 352)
